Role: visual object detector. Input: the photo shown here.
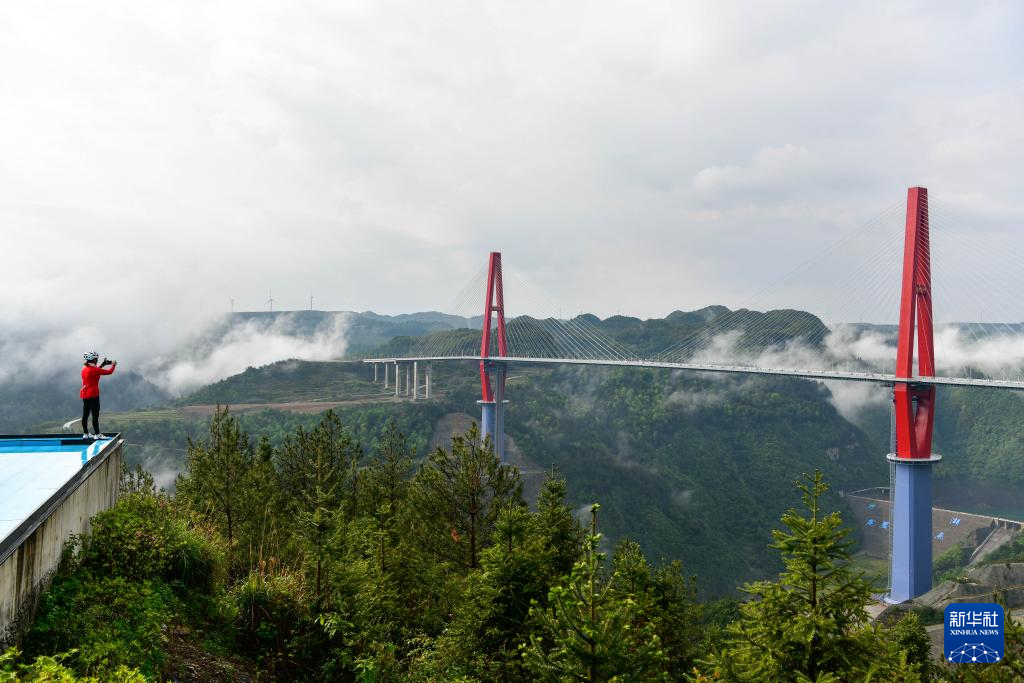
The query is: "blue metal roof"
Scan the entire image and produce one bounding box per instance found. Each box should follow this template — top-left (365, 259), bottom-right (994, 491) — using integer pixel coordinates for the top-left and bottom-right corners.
top-left (0, 436), bottom-right (112, 545)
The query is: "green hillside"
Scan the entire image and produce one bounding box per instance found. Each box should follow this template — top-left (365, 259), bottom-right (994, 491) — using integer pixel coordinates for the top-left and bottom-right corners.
top-left (179, 360), bottom-right (378, 405)
top-left (448, 365), bottom-right (884, 595)
top-left (103, 357), bottom-right (883, 596)
top-left (18, 307), bottom-right (1024, 596)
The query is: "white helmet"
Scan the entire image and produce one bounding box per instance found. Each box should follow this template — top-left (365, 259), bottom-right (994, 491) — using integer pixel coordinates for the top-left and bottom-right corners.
top-left (83, 351), bottom-right (99, 362)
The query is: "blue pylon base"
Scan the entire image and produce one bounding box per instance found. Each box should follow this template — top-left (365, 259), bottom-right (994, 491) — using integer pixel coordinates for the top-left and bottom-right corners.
top-left (887, 453), bottom-right (941, 603)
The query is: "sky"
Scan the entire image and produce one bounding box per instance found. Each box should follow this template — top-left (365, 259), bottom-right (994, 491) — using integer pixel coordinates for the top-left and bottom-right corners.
top-left (1, 1), bottom-right (1023, 384)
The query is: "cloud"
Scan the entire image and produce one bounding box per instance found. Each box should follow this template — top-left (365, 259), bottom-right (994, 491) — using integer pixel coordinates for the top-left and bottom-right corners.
top-left (672, 489), bottom-right (694, 508)
top-left (821, 380), bottom-right (890, 423)
top-left (0, 0), bottom-right (1022, 382)
top-left (144, 313), bottom-right (350, 394)
top-left (127, 442), bottom-right (185, 492)
top-left (0, 310), bottom-right (348, 400)
top-left (676, 320), bottom-right (1024, 421)
top-left (933, 327), bottom-right (1024, 378)
top-left (667, 387), bottom-right (730, 412)
top-left (692, 144), bottom-right (819, 199)
top-left (825, 325), bottom-right (895, 370)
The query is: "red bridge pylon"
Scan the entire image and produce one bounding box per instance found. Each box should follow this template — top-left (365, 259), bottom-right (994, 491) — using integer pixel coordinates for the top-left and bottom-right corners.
top-left (894, 186), bottom-right (936, 458)
top-left (888, 187), bottom-right (942, 603)
top-left (478, 251), bottom-right (508, 462)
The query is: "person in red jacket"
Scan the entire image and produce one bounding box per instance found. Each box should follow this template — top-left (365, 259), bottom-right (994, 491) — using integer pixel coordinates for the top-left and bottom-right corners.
top-left (81, 351), bottom-right (116, 439)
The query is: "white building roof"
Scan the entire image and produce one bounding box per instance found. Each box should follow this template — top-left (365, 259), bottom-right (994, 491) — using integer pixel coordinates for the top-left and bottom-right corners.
top-left (0, 437), bottom-right (110, 546)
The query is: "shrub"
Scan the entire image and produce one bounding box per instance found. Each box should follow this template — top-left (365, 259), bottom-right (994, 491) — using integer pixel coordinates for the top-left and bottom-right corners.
top-left (80, 493), bottom-right (178, 580)
top-left (0, 647), bottom-right (146, 682)
top-left (933, 540), bottom-right (972, 582)
top-left (24, 576), bottom-right (177, 679)
top-left (78, 493), bottom-right (225, 594)
top-left (23, 494), bottom-right (226, 680)
top-left (232, 564), bottom-right (313, 676)
top-left (169, 517), bottom-right (225, 595)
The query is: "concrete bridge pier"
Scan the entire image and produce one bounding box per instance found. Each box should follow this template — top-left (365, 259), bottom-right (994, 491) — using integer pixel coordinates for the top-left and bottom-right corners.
top-left (412, 362), bottom-right (419, 401)
top-left (373, 363), bottom-right (378, 383)
top-left (888, 453), bottom-right (942, 603)
top-left (425, 362), bottom-right (432, 399)
top-left (395, 363), bottom-right (401, 397)
top-left (384, 363), bottom-right (389, 389)
top-left (406, 365), bottom-right (411, 397)
top-left (478, 363), bottom-right (509, 463)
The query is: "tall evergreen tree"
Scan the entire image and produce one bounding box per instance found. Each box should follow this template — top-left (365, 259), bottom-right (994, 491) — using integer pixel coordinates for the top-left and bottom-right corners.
top-left (366, 421), bottom-right (415, 574)
top-left (407, 473), bottom-right (583, 682)
top-left (177, 405), bottom-right (257, 571)
top-left (704, 470), bottom-right (919, 682)
top-left (611, 540), bottom-right (702, 679)
top-left (277, 410), bottom-right (361, 596)
top-left (406, 425), bottom-right (523, 571)
top-left (884, 611), bottom-right (935, 681)
top-left (410, 503), bottom-right (547, 682)
top-left (246, 434), bottom-right (285, 567)
top-left (531, 471), bottom-right (583, 583)
top-left (524, 504), bottom-right (667, 682)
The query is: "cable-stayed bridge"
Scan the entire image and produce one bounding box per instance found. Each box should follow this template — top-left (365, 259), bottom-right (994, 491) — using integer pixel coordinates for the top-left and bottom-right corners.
top-left (364, 355), bottom-right (1024, 390)
top-left (364, 187), bottom-right (1024, 604)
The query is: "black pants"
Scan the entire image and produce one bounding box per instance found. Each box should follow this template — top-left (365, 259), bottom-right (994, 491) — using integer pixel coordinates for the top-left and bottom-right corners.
top-left (82, 397), bottom-right (100, 435)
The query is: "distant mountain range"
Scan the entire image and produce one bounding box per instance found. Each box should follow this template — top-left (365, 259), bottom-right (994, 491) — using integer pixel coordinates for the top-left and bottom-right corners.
top-left (228, 310), bottom-right (483, 355)
top-left (8, 305), bottom-right (1022, 595)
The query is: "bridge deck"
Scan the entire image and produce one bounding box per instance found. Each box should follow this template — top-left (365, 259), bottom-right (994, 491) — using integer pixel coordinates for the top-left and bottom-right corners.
top-left (361, 356), bottom-right (1024, 391)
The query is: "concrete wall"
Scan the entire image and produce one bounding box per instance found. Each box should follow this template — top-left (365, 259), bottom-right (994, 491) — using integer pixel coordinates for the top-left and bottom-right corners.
top-left (846, 493), bottom-right (1022, 560)
top-left (0, 439), bottom-right (122, 645)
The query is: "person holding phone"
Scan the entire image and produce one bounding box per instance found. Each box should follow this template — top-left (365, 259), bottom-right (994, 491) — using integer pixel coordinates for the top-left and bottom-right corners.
top-left (81, 352), bottom-right (117, 439)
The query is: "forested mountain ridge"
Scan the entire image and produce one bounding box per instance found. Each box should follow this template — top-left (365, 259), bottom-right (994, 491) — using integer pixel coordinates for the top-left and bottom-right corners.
top-left (362, 304), bottom-right (832, 359)
top-left (12, 412), bottom-right (977, 681)
top-left (9, 307), bottom-right (1024, 679)
top-left (225, 310), bottom-right (480, 354)
top-left (446, 364), bottom-right (884, 594)
top-left (16, 307), bottom-right (1024, 593)
top-left (37, 304), bottom-right (1019, 594)
top-left (97, 356), bottom-right (886, 596)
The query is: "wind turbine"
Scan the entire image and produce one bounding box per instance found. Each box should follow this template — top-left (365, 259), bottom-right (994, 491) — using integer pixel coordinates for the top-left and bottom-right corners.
top-left (309, 295), bottom-right (314, 311)
top-left (267, 291), bottom-right (275, 312)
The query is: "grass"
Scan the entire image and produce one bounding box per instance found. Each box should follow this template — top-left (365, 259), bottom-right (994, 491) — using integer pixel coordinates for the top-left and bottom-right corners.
top-left (178, 360), bottom-right (383, 405)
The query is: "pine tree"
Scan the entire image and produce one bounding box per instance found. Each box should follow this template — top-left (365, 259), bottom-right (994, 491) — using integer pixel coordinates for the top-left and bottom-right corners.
top-left (245, 434), bottom-right (284, 568)
top-left (524, 504), bottom-right (667, 682)
top-left (366, 421), bottom-right (414, 574)
top-left (705, 470), bottom-right (919, 681)
top-left (406, 424), bottom-right (523, 571)
top-left (414, 503), bottom-right (547, 682)
top-left (531, 471), bottom-right (583, 583)
top-left (277, 410), bottom-right (360, 597)
top-left (884, 611), bottom-right (935, 680)
top-left (611, 540), bottom-right (702, 679)
top-left (176, 405), bottom-right (256, 572)
top-left (409, 478), bottom-right (581, 682)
